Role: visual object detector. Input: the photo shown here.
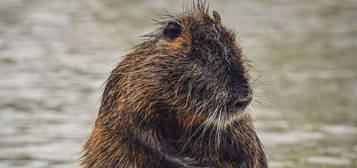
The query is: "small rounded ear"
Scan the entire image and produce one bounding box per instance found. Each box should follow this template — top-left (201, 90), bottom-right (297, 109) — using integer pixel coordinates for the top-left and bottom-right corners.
top-left (212, 10), bottom-right (221, 22)
top-left (163, 21), bottom-right (182, 40)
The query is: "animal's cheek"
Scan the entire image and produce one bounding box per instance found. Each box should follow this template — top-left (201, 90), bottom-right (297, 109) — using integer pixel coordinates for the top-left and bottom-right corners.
top-left (158, 33), bottom-right (191, 51)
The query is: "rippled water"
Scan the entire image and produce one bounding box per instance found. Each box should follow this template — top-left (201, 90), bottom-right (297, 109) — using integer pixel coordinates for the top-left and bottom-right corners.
top-left (0, 0), bottom-right (356, 167)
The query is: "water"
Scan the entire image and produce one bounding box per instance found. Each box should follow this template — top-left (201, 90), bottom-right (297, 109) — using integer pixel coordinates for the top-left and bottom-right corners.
top-left (0, 0), bottom-right (356, 167)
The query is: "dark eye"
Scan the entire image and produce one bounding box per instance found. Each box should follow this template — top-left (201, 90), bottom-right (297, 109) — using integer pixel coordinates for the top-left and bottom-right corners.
top-left (163, 21), bottom-right (182, 40)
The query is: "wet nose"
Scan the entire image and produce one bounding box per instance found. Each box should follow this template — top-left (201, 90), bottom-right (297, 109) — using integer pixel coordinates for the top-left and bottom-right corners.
top-left (233, 84), bottom-right (253, 109)
top-left (235, 95), bottom-right (252, 109)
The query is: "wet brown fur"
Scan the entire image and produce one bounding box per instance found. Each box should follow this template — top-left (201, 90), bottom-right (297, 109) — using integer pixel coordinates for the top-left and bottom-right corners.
top-left (81, 1), bottom-right (268, 168)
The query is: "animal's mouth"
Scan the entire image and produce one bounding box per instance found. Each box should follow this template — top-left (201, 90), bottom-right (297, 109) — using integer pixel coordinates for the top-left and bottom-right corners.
top-left (207, 93), bottom-right (253, 126)
top-left (204, 98), bottom-right (252, 127)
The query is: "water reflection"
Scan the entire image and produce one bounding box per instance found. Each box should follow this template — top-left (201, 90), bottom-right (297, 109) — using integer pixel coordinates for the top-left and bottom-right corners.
top-left (0, 0), bottom-right (356, 167)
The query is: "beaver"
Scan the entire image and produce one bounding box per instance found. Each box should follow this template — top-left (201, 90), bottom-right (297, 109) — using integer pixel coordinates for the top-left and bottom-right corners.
top-left (81, 2), bottom-right (268, 168)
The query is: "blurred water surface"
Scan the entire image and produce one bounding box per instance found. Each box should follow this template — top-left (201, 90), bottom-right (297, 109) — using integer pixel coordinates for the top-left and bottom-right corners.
top-left (0, 0), bottom-right (356, 167)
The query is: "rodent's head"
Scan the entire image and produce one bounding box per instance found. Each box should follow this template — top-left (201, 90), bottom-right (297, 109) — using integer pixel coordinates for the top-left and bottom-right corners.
top-left (120, 3), bottom-right (252, 128)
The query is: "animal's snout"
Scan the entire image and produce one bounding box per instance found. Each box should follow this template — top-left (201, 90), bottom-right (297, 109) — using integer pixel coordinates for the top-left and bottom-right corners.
top-left (231, 84), bottom-right (253, 109)
top-left (234, 94), bottom-right (252, 109)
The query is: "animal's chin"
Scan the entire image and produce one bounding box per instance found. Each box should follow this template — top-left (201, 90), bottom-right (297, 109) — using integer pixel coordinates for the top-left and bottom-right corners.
top-left (225, 107), bottom-right (248, 119)
top-left (225, 102), bottom-right (250, 117)
top-left (204, 107), bottom-right (248, 127)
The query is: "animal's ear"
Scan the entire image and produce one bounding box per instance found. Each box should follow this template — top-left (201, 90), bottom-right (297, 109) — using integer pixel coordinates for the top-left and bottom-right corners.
top-left (212, 10), bottom-right (221, 22)
top-left (163, 21), bottom-right (182, 40)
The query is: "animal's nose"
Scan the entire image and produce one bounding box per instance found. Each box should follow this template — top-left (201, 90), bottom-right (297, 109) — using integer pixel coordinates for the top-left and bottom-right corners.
top-left (233, 84), bottom-right (253, 109)
top-left (234, 95), bottom-right (252, 109)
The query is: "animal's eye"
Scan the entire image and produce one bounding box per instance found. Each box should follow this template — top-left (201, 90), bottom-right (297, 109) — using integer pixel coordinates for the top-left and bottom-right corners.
top-left (163, 21), bottom-right (182, 40)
